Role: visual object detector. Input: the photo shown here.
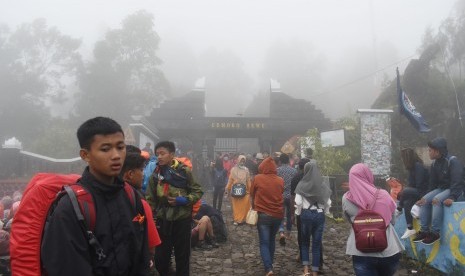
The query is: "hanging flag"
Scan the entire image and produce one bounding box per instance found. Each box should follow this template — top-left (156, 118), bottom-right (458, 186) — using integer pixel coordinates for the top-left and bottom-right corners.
top-left (397, 68), bottom-right (431, 132)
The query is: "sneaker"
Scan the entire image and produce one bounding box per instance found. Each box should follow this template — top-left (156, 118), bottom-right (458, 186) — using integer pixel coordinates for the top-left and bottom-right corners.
top-left (412, 231), bottom-right (428, 243)
top-left (401, 228), bottom-right (417, 239)
top-left (422, 232), bottom-right (440, 245)
top-left (233, 222), bottom-right (239, 226)
top-left (208, 237), bottom-right (220, 248)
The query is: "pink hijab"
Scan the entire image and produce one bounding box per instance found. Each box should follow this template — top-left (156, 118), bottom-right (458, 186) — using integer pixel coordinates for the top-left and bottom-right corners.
top-left (345, 163), bottom-right (396, 226)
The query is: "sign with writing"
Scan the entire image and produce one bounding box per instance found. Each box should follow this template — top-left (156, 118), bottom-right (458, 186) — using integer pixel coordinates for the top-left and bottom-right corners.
top-left (209, 122), bottom-right (266, 129)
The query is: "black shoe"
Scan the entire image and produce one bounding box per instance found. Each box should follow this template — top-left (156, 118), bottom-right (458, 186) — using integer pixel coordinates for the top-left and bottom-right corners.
top-left (208, 237), bottom-right (219, 248)
top-left (422, 232), bottom-right (440, 245)
top-left (412, 231), bottom-right (428, 243)
top-left (196, 240), bottom-right (212, 250)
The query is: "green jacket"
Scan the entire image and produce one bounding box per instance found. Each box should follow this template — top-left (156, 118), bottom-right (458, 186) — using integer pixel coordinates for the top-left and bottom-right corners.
top-left (146, 159), bottom-right (203, 221)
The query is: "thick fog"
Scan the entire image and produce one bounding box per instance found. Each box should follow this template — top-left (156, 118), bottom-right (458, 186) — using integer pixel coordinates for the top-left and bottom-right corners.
top-left (1, 0), bottom-right (456, 119)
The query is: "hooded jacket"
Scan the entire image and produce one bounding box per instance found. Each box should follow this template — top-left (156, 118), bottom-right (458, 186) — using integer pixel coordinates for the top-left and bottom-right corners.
top-left (250, 157), bottom-right (284, 218)
top-left (146, 159), bottom-right (203, 221)
top-left (429, 137), bottom-right (464, 200)
top-left (42, 168), bottom-right (150, 276)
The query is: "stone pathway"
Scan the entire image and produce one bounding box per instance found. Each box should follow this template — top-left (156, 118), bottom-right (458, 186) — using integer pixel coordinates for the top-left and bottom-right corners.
top-left (185, 194), bottom-right (442, 275)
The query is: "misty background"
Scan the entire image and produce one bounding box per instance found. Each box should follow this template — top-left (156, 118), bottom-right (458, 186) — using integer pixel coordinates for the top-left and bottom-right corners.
top-left (2, 0), bottom-right (455, 117)
top-left (2, 0), bottom-right (465, 159)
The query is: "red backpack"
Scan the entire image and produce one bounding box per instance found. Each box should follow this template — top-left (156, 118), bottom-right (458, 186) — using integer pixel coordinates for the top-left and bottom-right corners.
top-left (351, 189), bottom-right (388, 253)
top-left (10, 173), bottom-right (137, 276)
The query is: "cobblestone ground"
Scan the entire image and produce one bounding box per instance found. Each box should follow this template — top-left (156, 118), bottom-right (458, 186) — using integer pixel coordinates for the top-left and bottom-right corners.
top-left (177, 193), bottom-right (442, 276)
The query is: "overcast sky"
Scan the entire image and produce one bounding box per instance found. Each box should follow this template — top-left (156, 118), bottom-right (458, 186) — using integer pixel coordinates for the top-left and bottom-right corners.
top-left (1, 0), bottom-right (457, 118)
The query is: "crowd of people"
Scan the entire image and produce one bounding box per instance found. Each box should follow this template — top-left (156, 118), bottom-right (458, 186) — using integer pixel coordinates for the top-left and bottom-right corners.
top-left (3, 116), bottom-right (465, 276)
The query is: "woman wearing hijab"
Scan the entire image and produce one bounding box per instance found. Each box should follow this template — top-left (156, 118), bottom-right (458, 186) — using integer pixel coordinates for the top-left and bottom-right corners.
top-left (225, 155), bottom-right (252, 225)
top-left (251, 157), bottom-right (284, 276)
top-left (343, 163), bottom-right (404, 276)
top-left (295, 160), bottom-right (331, 276)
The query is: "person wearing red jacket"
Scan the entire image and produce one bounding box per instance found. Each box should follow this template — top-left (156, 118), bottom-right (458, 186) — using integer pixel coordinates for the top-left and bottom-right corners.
top-left (250, 157), bottom-right (284, 276)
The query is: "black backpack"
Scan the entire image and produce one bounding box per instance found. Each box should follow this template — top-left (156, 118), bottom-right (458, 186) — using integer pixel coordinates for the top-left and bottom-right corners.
top-left (210, 214), bottom-right (227, 243)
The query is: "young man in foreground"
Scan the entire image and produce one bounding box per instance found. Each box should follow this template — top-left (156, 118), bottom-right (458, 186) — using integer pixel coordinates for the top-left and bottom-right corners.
top-left (41, 116), bottom-right (151, 275)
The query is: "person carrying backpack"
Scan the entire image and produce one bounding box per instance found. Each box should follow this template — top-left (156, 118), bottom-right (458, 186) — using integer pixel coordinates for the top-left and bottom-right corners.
top-left (40, 117), bottom-right (151, 275)
top-left (146, 141), bottom-right (203, 276)
top-left (413, 137), bottom-right (465, 244)
top-left (343, 163), bottom-right (404, 276)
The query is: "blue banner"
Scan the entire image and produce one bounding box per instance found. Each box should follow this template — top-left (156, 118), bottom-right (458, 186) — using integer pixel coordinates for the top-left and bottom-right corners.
top-left (397, 68), bottom-right (431, 132)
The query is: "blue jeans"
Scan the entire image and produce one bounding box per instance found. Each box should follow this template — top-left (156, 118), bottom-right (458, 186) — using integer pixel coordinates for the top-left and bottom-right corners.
top-left (352, 253), bottom-right (401, 276)
top-left (420, 188), bottom-right (450, 234)
top-left (279, 197), bottom-right (292, 233)
top-left (257, 213), bottom-right (282, 273)
top-left (300, 209), bottom-right (325, 272)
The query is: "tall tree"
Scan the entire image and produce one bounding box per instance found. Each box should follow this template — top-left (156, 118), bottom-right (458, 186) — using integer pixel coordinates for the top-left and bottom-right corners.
top-left (76, 10), bottom-right (169, 125)
top-left (0, 19), bottom-right (82, 145)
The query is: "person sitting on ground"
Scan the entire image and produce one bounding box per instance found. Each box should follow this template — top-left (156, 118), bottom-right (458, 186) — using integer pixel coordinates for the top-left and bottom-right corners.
top-left (397, 148), bottom-right (429, 239)
top-left (191, 215), bottom-right (219, 250)
top-left (413, 137), bottom-right (464, 244)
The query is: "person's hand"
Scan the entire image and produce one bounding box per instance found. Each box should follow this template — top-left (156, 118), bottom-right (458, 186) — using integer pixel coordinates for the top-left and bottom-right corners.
top-left (167, 196), bottom-right (188, 206)
top-left (443, 199), bottom-right (454, 207)
top-left (432, 198), bottom-right (439, 205)
top-left (167, 196), bottom-right (177, 206)
top-left (416, 198), bottom-right (426, 206)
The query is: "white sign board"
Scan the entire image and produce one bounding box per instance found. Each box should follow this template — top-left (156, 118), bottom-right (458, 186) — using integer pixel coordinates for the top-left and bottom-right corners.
top-left (320, 129), bottom-right (345, 147)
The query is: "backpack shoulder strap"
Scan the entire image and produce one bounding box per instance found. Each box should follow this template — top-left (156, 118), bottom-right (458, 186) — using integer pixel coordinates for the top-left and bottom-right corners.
top-left (64, 185), bottom-right (106, 261)
top-left (67, 185), bottom-right (96, 231)
top-left (123, 183), bottom-right (136, 210)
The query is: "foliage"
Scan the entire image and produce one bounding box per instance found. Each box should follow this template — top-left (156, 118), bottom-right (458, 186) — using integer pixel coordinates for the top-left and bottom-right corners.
top-left (372, 1), bottom-right (465, 164)
top-left (333, 115), bottom-right (362, 172)
top-left (0, 19), bottom-right (82, 145)
top-left (299, 128), bottom-right (350, 175)
top-left (28, 118), bottom-right (80, 158)
top-left (76, 10), bottom-right (169, 125)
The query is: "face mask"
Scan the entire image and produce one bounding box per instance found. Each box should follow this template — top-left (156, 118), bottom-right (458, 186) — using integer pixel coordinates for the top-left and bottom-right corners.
top-left (224, 157), bottom-right (229, 161)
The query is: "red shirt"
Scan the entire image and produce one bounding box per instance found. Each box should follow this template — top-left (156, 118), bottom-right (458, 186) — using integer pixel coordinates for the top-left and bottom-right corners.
top-left (142, 200), bottom-right (161, 248)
